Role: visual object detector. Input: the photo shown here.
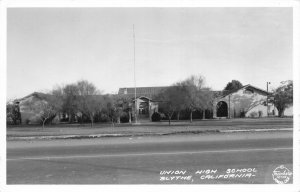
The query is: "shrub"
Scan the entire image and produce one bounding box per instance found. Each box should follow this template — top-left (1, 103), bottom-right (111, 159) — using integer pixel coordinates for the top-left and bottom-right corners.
top-left (151, 112), bottom-right (161, 122)
top-left (120, 112), bottom-right (129, 123)
top-left (100, 113), bottom-right (110, 122)
top-left (258, 110), bottom-right (263, 117)
top-left (159, 112), bottom-right (166, 120)
top-left (249, 111), bottom-right (258, 118)
top-left (25, 119), bottom-right (31, 125)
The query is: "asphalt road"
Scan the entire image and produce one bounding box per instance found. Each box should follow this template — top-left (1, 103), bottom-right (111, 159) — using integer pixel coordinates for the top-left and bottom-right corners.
top-left (7, 131), bottom-right (293, 184)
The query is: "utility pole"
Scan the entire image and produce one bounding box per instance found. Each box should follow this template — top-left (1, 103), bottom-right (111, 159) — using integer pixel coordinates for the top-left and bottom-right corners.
top-left (266, 82), bottom-right (271, 117)
top-left (133, 24), bottom-right (138, 124)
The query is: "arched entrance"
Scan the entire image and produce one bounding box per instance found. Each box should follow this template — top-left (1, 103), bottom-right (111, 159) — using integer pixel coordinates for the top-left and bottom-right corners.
top-left (138, 97), bottom-right (150, 119)
top-left (216, 101), bottom-right (228, 117)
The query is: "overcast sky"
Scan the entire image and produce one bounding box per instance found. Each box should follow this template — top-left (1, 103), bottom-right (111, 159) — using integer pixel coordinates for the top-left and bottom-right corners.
top-left (7, 7), bottom-right (292, 99)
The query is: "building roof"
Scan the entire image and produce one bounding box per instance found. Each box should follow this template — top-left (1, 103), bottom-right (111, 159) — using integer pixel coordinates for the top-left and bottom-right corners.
top-left (119, 84), bottom-right (269, 100)
top-left (219, 84), bottom-right (269, 98)
top-left (15, 92), bottom-right (54, 103)
top-left (16, 84), bottom-right (268, 104)
top-left (118, 86), bottom-right (238, 99)
top-left (118, 86), bottom-right (168, 98)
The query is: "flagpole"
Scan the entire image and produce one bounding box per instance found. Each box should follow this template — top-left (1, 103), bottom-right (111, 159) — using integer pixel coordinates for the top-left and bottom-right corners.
top-left (133, 24), bottom-right (137, 124)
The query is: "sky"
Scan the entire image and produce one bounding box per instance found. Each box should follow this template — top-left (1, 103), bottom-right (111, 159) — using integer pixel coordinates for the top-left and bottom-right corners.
top-left (7, 7), bottom-right (293, 99)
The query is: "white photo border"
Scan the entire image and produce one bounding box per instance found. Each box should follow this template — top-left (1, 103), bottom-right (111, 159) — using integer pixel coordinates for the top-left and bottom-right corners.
top-left (1, 1), bottom-right (299, 192)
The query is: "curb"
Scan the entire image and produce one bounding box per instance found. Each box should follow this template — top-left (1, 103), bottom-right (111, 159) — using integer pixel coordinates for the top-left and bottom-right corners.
top-left (7, 128), bottom-right (292, 141)
top-left (219, 128), bottom-right (293, 133)
top-left (7, 133), bottom-right (165, 141)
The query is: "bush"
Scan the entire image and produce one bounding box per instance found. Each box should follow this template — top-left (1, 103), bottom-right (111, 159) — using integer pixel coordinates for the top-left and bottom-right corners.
top-left (25, 119), bottom-right (31, 125)
top-left (120, 112), bottom-right (129, 123)
top-left (151, 112), bottom-right (161, 122)
top-left (159, 112), bottom-right (167, 120)
top-left (258, 110), bottom-right (263, 117)
top-left (100, 113), bottom-right (110, 122)
top-left (249, 111), bottom-right (258, 118)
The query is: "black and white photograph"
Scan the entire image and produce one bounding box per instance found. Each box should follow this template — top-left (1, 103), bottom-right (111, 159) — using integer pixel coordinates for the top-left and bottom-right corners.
top-left (1, 0), bottom-right (299, 191)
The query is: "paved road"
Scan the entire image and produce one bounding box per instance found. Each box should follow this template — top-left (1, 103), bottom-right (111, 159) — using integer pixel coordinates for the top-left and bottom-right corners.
top-left (7, 131), bottom-right (293, 184)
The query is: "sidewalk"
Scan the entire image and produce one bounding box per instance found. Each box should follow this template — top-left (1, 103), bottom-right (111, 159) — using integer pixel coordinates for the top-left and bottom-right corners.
top-left (7, 118), bottom-right (293, 141)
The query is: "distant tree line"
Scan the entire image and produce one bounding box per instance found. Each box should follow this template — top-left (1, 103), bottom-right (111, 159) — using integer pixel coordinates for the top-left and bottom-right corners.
top-left (6, 77), bottom-right (293, 127)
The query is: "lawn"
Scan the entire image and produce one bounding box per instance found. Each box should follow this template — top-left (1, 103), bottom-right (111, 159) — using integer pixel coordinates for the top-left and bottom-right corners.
top-left (6, 118), bottom-right (293, 138)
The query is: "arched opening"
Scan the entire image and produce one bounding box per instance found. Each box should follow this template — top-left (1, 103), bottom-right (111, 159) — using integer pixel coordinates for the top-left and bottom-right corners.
top-left (216, 101), bottom-right (228, 117)
top-left (138, 97), bottom-right (150, 118)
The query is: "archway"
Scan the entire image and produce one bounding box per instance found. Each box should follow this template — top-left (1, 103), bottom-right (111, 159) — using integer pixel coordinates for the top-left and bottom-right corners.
top-left (138, 97), bottom-right (150, 118)
top-left (216, 101), bottom-right (228, 117)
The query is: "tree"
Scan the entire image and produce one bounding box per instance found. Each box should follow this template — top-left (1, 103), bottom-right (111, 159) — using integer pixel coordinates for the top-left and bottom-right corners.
top-left (176, 75), bottom-right (214, 122)
top-left (271, 80), bottom-right (293, 117)
top-left (103, 95), bottom-right (119, 126)
top-left (113, 94), bottom-right (132, 123)
top-left (53, 80), bottom-right (104, 126)
top-left (62, 84), bottom-right (79, 123)
top-left (22, 99), bottom-right (56, 129)
top-left (76, 80), bottom-right (102, 127)
top-left (223, 80), bottom-right (243, 92)
top-left (155, 86), bottom-right (185, 125)
top-left (36, 101), bottom-right (56, 129)
top-left (51, 85), bottom-right (64, 122)
top-left (6, 101), bottom-right (21, 125)
top-left (78, 95), bottom-right (104, 127)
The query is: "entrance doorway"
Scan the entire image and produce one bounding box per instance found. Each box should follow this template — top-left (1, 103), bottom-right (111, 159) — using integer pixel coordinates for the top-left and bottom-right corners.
top-left (216, 101), bottom-right (228, 117)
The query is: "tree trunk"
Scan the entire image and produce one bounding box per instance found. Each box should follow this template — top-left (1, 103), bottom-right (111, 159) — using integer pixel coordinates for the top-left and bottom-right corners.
top-left (111, 117), bottom-right (115, 127)
top-left (42, 119), bottom-right (47, 129)
top-left (190, 111), bottom-right (193, 123)
top-left (202, 110), bottom-right (205, 120)
top-left (278, 109), bottom-right (284, 117)
top-left (168, 115), bottom-right (171, 126)
top-left (117, 116), bottom-right (121, 124)
top-left (68, 113), bottom-right (72, 123)
top-left (177, 112), bottom-right (180, 121)
top-left (129, 112), bottom-right (132, 123)
top-left (90, 115), bottom-right (94, 127)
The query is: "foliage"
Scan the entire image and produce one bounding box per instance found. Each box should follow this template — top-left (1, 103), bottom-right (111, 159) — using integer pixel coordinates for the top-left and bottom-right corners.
top-left (151, 112), bottom-right (161, 122)
top-left (52, 80), bottom-right (106, 126)
top-left (120, 112), bottom-right (130, 123)
top-left (51, 86), bottom-right (64, 114)
top-left (61, 84), bottom-right (80, 123)
top-left (103, 95), bottom-right (121, 125)
top-left (175, 75), bottom-right (214, 122)
top-left (155, 75), bottom-right (213, 123)
top-left (75, 80), bottom-right (102, 127)
top-left (155, 86), bottom-right (185, 125)
top-left (223, 80), bottom-right (243, 92)
top-left (51, 83), bottom-right (132, 126)
top-left (6, 102), bottom-right (21, 125)
top-left (107, 94), bottom-right (132, 124)
top-left (17, 93), bottom-right (58, 128)
top-left (271, 80), bottom-right (293, 117)
top-left (31, 100), bottom-right (57, 128)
